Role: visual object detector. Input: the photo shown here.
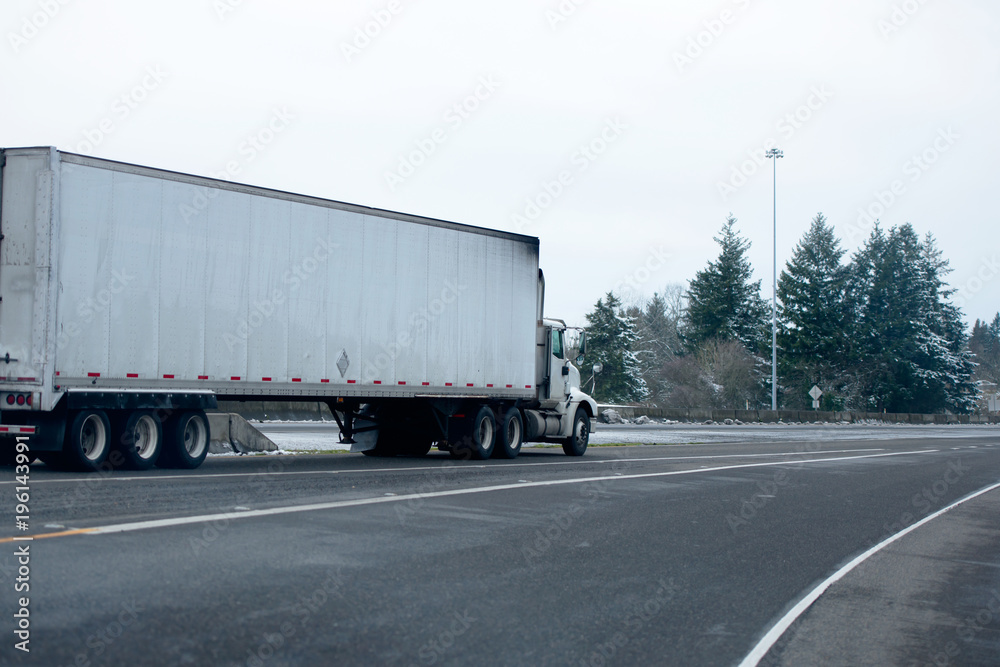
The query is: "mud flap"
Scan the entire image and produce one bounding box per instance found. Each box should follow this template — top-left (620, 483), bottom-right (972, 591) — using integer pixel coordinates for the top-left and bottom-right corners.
top-left (348, 418), bottom-right (379, 453)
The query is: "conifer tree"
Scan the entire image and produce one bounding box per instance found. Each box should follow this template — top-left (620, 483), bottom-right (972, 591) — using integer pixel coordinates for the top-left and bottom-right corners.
top-left (845, 225), bottom-right (977, 413)
top-left (632, 289), bottom-right (684, 403)
top-left (584, 292), bottom-right (648, 403)
top-left (776, 213), bottom-right (850, 408)
top-left (681, 215), bottom-right (769, 354)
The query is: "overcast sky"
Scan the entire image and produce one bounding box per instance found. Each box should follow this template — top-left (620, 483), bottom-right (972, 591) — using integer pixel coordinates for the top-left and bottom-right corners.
top-left (3, 0), bottom-right (998, 329)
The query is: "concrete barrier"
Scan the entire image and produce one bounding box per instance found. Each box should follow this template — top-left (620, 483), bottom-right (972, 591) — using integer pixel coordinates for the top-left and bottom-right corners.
top-left (207, 413), bottom-right (278, 454)
top-left (216, 401), bottom-right (335, 422)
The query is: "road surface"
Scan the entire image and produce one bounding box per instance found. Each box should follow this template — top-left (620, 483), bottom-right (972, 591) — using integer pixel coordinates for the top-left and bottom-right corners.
top-left (2, 428), bottom-right (999, 665)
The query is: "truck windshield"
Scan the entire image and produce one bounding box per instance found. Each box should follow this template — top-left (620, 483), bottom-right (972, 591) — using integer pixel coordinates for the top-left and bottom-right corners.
top-left (551, 329), bottom-right (565, 359)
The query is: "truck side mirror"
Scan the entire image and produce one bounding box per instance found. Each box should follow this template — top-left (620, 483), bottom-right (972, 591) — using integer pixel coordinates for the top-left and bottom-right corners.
top-left (576, 331), bottom-right (587, 364)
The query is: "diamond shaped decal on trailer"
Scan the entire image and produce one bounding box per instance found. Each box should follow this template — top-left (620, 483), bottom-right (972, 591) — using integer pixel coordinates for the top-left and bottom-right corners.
top-left (337, 350), bottom-right (350, 377)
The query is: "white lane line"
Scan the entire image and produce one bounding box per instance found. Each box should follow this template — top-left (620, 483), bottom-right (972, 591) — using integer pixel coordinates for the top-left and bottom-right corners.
top-left (27, 449), bottom-right (936, 540)
top-left (738, 478), bottom-right (1000, 667)
top-left (4, 448), bottom-right (890, 485)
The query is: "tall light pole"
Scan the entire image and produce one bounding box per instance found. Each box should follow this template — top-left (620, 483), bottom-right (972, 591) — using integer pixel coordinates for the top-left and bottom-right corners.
top-left (765, 148), bottom-right (783, 412)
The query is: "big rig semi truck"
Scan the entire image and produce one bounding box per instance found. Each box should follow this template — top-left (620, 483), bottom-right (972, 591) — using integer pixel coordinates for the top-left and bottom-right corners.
top-left (0, 147), bottom-right (597, 471)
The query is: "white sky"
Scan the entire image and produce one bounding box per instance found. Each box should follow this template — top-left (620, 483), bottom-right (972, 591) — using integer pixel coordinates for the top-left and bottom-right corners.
top-left (3, 0), bottom-right (998, 329)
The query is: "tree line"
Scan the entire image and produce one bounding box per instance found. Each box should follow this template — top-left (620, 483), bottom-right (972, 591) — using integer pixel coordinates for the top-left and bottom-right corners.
top-left (582, 214), bottom-right (993, 414)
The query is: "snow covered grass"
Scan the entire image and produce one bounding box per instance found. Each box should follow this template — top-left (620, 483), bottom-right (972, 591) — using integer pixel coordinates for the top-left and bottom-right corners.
top-left (206, 419), bottom-right (996, 457)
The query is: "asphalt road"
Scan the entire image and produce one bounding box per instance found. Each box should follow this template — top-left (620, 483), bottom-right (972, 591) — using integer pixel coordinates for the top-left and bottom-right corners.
top-left (2, 429), bottom-right (1000, 666)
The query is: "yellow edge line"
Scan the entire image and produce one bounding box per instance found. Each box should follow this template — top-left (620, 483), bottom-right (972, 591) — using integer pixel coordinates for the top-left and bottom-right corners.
top-left (0, 528), bottom-right (98, 543)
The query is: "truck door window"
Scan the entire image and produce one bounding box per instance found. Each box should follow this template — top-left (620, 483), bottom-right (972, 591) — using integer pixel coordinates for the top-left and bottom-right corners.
top-left (551, 329), bottom-right (565, 360)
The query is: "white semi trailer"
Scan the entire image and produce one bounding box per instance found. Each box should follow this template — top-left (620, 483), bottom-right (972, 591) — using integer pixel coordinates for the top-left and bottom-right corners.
top-left (0, 147), bottom-right (596, 471)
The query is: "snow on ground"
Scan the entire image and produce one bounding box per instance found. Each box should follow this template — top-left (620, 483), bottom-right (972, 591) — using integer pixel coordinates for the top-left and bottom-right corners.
top-left (243, 420), bottom-right (997, 453)
top-left (251, 421), bottom-right (350, 452)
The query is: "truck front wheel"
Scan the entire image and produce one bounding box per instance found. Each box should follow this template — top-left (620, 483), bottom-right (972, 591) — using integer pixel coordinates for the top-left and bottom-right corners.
top-left (63, 410), bottom-right (112, 471)
top-left (562, 408), bottom-right (590, 457)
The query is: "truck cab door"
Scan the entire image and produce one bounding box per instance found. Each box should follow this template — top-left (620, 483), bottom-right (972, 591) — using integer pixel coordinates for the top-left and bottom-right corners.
top-left (548, 328), bottom-right (570, 400)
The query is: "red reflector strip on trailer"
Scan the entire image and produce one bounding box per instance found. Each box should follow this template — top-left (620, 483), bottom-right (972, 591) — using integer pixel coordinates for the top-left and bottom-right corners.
top-left (487, 384), bottom-right (493, 388)
top-left (0, 426), bottom-right (36, 434)
top-left (506, 385), bottom-right (513, 388)
top-left (163, 374), bottom-right (175, 379)
top-left (16, 377), bottom-right (36, 382)
top-left (347, 380), bottom-right (356, 384)
top-left (526, 385), bottom-right (532, 389)
top-left (231, 376), bottom-right (241, 381)
top-left (321, 379), bottom-right (330, 383)
top-left (373, 381), bottom-right (382, 385)
top-left (422, 382), bottom-right (430, 386)
top-left (292, 378), bottom-right (302, 383)
top-left (445, 383), bottom-right (453, 387)
top-left (398, 381), bottom-right (406, 385)
top-left (127, 373), bottom-right (139, 378)
top-left (88, 372), bottom-right (100, 378)
top-left (199, 375), bottom-right (209, 380)
top-left (467, 383), bottom-right (474, 387)
top-left (262, 378), bottom-right (272, 382)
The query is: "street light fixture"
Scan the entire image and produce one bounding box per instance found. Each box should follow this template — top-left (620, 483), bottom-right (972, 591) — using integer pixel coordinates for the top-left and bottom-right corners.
top-left (765, 148), bottom-right (783, 412)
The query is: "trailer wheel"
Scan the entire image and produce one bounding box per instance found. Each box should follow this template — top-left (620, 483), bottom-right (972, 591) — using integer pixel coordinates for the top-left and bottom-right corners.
top-left (362, 425), bottom-right (403, 457)
top-left (562, 407), bottom-right (590, 457)
top-left (399, 437), bottom-right (434, 457)
top-left (63, 410), bottom-right (112, 471)
top-left (0, 449), bottom-right (23, 466)
top-left (159, 411), bottom-right (210, 469)
top-left (494, 408), bottom-right (523, 459)
top-left (113, 411), bottom-right (163, 470)
top-left (454, 405), bottom-right (496, 460)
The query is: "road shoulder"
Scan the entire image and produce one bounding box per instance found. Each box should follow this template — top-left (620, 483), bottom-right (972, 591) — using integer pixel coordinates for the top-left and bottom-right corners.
top-left (765, 485), bottom-right (1000, 666)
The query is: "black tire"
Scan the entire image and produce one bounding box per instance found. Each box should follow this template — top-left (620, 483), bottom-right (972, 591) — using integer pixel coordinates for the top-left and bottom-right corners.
top-left (361, 443), bottom-right (397, 457)
top-left (363, 425), bottom-right (403, 457)
top-left (159, 411), bottom-right (210, 469)
top-left (454, 405), bottom-right (496, 460)
top-left (399, 436), bottom-right (434, 457)
top-left (113, 410), bottom-right (163, 470)
top-left (562, 408), bottom-right (590, 457)
top-left (493, 407), bottom-right (524, 459)
top-left (39, 451), bottom-right (67, 469)
top-left (0, 448), bottom-right (16, 466)
top-left (63, 410), bottom-right (112, 472)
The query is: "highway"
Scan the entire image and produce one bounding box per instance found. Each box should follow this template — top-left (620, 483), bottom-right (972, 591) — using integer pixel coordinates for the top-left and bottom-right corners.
top-left (2, 426), bottom-right (999, 666)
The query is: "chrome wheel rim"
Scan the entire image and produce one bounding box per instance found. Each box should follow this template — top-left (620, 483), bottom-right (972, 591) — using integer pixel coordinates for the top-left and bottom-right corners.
top-left (183, 417), bottom-right (208, 458)
top-left (81, 415), bottom-right (107, 461)
top-left (132, 415), bottom-right (158, 459)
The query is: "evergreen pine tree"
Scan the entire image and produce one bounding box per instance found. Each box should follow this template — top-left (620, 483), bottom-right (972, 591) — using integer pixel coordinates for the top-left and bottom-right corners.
top-left (776, 213), bottom-right (850, 408)
top-left (845, 225), bottom-right (977, 413)
top-left (984, 314), bottom-right (1000, 382)
top-left (681, 215), bottom-right (769, 353)
top-left (632, 290), bottom-right (684, 404)
top-left (584, 292), bottom-right (648, 403)
top-left (845, 224), bottom-right (923, 412)
top-left (910, 233), bottom-right (979, 413)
